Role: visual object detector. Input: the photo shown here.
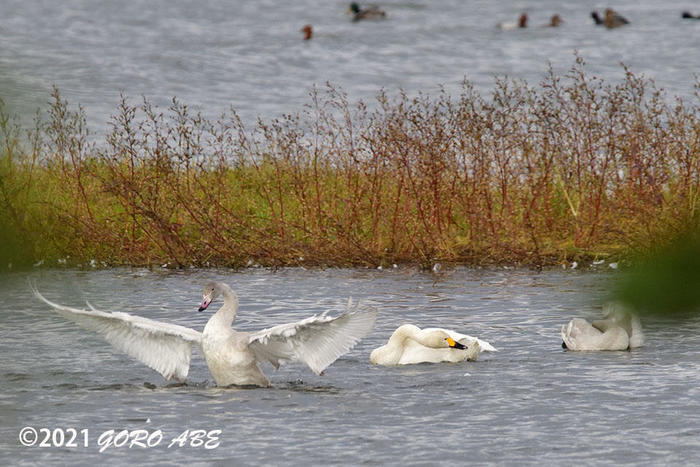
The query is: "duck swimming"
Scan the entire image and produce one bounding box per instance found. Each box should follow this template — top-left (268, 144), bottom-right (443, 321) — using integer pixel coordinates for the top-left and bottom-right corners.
top-left (301, 24), bottom-right (312, 40)
top-left (34, 281), bottom-right (377, 387)
top-left (591, 11), bottom-right (604, 25)
top-left (592, 8), bottom-right (629, 28)
top-left (561, 303), bottom-right (644, 351)
top-left (547, 14), bottom-right (562, 27)
top-left (349, 2), bottom-right (386, 21)
top-left (370, 324), bottom-right (496, 365)
top-left (499, 13), bottom-right (528, 30)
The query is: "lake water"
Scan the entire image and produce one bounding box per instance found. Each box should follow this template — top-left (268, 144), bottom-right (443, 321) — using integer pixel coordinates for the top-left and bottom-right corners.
top-left (1, 0), bottom-right (700, 135)
top-left (1, 267), bottom-right (699, 465)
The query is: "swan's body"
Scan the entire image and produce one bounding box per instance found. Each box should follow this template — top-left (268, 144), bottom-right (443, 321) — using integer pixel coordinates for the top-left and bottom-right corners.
top-left (370, 324), bottom-right (496, 365)
top-left (34, 281), bottom-right (376, 387)
top-left (561, 303), bottom-right (643, 351)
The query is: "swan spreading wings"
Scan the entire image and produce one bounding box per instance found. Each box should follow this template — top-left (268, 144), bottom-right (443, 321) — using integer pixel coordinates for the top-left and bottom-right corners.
top-left (33, 281), bottom-right (377, 387)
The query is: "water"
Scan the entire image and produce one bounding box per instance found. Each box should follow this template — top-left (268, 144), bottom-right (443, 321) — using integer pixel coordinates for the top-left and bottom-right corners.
top-left (1, 0), bottom-right (700, 135)
top-left (1, 267), bottom-right (699, 465)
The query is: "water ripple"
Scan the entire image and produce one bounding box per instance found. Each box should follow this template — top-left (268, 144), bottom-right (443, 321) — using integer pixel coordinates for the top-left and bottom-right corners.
top-left (2, 267), bottom-right (699, 464)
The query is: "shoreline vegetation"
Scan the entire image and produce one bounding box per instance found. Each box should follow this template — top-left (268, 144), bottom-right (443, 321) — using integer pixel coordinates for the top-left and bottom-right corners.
top-left (1, 58), bottom-right (699, 271)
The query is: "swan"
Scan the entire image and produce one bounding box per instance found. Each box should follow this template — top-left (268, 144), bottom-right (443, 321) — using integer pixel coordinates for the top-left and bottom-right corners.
top-left (561, 303), bottom-right (644, 351)
top-left (348, 2), bottom-right (386, 22)
top-left (33, 281), bottom-right (377, 387)
top-left (370, 324), bottom-right (496, 365)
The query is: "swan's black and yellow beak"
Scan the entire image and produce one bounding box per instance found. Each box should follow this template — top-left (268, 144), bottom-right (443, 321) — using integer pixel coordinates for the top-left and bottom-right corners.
top-left (446, 337), bottom-right (467, 350)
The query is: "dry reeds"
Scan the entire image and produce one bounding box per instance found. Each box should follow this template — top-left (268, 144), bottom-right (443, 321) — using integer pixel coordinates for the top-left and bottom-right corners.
top-left (1, 57), bottom-right (699, 269)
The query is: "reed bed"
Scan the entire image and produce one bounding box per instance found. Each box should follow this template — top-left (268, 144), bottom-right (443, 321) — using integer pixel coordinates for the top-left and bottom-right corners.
top-left (1, 58), bottom-right (699, 269)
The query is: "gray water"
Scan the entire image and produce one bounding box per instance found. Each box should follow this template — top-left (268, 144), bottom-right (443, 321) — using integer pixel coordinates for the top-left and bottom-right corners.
top-left (1, 0), bottom-right (700, 135)
top-left (1, 267), bottom-right (699, 465)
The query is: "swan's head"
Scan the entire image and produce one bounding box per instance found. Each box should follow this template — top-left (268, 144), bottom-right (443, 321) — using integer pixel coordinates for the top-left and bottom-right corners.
top-left (445, 337), bottom-right (467, 350)
top-left (198, 282), bottom-right (221, 312)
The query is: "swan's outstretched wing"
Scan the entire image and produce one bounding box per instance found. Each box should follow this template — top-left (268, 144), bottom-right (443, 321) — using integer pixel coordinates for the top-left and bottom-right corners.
top-left (248, 300), bottom-right (377, 375)
top-left (33, 285), bottom-right (202, 382)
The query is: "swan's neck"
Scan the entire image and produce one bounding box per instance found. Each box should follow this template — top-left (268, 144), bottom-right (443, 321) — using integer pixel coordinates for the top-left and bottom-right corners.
top-left (370, 324), bottom-right (420, 365)
top-left (211, 288), bottom-right (239, 328)
top-left (393, 324), bottom-right (421, 344)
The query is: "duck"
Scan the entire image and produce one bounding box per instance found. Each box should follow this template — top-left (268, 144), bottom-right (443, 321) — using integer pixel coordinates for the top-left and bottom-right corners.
top-left (301, 24), bottom-right (313, 40)
top-left (348, 2), bottom-right (386, 22)
top-left (546, 14), bottom-right (562, 27)
top-left (561, 303), bottom-right (644, 351)
top-left (499, 13), bottom-right (528, 30)
top-left (591, 11), bottom-right (604, 25)
top-left (369, 324), bottom-right (497, 365)
top-left (593, 8), bottom-right (629, 28)
top-left (682, 11), bottom-right (700, 19)
top-left (33, 281), bottom-right (377, 387)
top-left (604, 8), bottom-right (629, 28)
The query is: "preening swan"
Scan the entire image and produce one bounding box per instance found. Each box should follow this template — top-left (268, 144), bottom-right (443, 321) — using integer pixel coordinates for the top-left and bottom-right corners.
top-left (370, 324), bottom-right (496, 365)
top-left (33, 281), bottom-right (377, 387)
top-left (561, 303), bottom-right (644, 351)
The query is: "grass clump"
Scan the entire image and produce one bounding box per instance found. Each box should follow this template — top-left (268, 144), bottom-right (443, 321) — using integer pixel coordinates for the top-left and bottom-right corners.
top-left (1, 57), bottom-right (699, 269)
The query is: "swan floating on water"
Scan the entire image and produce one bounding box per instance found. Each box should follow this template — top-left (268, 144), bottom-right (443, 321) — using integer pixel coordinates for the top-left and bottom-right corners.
top-left (33, 281), bottom-right (377, 387)
top-left (561, 303), bottom-right (644, 351)
top-left (370, 324), bottom-right (497, 365)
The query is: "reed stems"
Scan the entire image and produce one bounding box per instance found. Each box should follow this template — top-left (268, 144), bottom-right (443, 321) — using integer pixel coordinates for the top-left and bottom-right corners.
top-left (1, 58), bottom-right (698, 269)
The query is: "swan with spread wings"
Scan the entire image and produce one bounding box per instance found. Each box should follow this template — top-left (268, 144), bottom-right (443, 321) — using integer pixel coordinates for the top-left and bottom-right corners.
top-left (33, 281), bottom-right (377, 387)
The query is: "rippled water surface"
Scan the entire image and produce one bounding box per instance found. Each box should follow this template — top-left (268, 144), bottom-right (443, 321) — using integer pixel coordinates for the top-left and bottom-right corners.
top-left (2, 0), bottom-right (700, 133)
top-left (1, 267), bottom-right (699, 465)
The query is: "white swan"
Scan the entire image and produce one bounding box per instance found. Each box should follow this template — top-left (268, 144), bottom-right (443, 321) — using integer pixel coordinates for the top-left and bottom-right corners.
top-left (561, 303), bottom-right (644, 351)
top-left (33, 281), bottom-right (377, 387)
top-left (369, 324), bottom-right (496, 365)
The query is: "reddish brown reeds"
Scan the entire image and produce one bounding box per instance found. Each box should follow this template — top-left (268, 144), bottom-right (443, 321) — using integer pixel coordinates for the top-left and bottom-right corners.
top-left (1, 57), bottom-right (698, 269)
